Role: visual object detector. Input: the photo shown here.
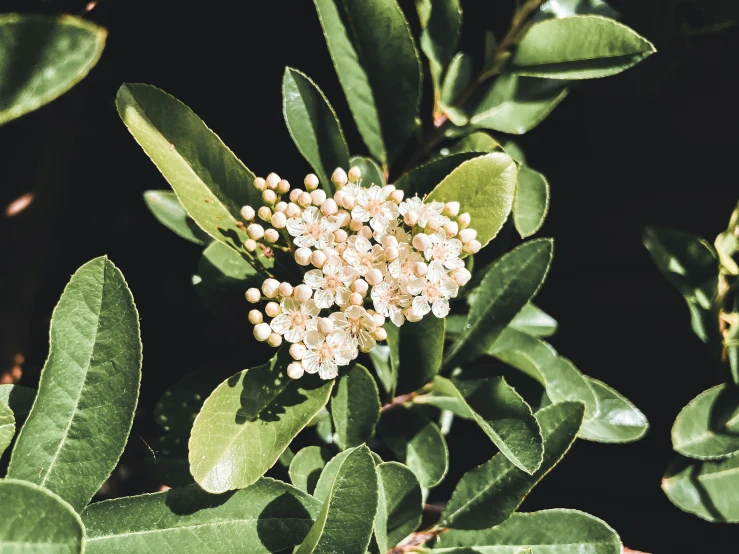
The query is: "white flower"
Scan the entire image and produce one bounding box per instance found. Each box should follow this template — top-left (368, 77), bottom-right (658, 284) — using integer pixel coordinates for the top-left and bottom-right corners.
top-left (330, 306), bottom-right (377, 353)
top-left (302, 330), bottom-right (356, 380)
top-left (342, 235), bottom-right (386, 276)
top-left (286, 206), bottom-right (339, 249)
top-left (371, 277), bottom-right (411, 327)
top-left (270, 298), bottom-right (319, 343)
top-left (303, 263), bottom-right (357, 309)
top-left (340, 182), bottom-right (363, 197)
top-left (399, 196), bottom-right (449, 229)
top-left (409, 261), bottom-right (458, 319)
top-left (374, 219), bottom-right (412, 245)
top-left (352, 185), bottom-right (399, 231)
top-left (388, 242), bottom-right (424, 294)
top-left (425, 231), bottom-right (464, 270)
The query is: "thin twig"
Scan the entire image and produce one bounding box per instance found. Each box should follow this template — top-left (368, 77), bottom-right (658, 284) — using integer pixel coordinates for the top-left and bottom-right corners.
top-left (380, 392), bottom-right (417, 413)
top-left (388, 527), bottom-right (447, 554)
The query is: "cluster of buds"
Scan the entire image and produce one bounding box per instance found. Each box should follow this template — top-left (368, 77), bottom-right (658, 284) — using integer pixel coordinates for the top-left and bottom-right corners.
top-left (242, 166), bottom-right (479, 380)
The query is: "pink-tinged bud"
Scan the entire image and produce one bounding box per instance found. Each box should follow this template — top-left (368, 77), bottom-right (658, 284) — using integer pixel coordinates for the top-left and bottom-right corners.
top-left (452, 267), bottom-right (472, 286)
top-left (244, 239), bottom-right (257, 252)
top-left (464, 239), bottom-right (481, 254)
top-left (295, 247), bottom-right (312, 266)
top-left (262, 189), bottom-right (277, 204)
top-left (262, 278), bottom-right (280, 298)
top-left (264, 228), bottom-right (279, 243)
top-left (277, 179), bottom-right (290, 194)
top-left (459, 228), bottom-right (477, 244)
top-left (311, 189), bottom-right (327, 206)
top-left (444, 221), bottom-right (459, 238)
top-left (258, 206), bottom-right (272, 221)
top-left (348, 166), bottom-right (362, 182)
top-left (287, 362), bottom-right (304, 379)
top-left (359, 226), bottom-right (373, 240)
top-left (266, 173), bottom-right (280, 190)
top-left (298, 192), bottom-right (312, 208)
top-left (278, 282), bottom-right (293, 298)
top-left (385, 246), bottom-right (399, 261)
top-left (333, 190), bottom-right (346, 205)
top-left (286, 203), bottom-right (301, 218)
top-left (349, 292), bottom-right (363, 306)
top-left (404, 211), bottom-right (419, 226)
top-left (341, 194), bottom-right (356, 210)
top-left (334, 210), bottom-right (351, 227)
top-left (405, 307), bottom-right (423, 322)
top-left (248, 309), bottom-right (263, 324)
top-left (289, 189), bottom-right (302, 203)
top-left (426, 220), bottom-right (440, 232)
top-left (275, 201), bottom-right (288, 213)
top-left (265, 301), bottom-right (281, 318)
top-left (413, 262), bottom-right (428, 277)
top-left (245, 288), bottom-right (261, 303)
top-left (294, 284), bottom-right (312, 302)
top-left (352, 279), bottom-right (369, 295)
top-left (458, 213), bottom-right (471, 229)
top-left (321, 198), bottom-right (338, 216)
top-left (318, 318), bottom-right (334, 334)
top-left (332, 167), bottom-right (348, 187)
top-left (253, 323), bottom-right (271, 341)
top-left (349, 218), bottom-right (363, 232)
top-left (372, 313), bottom-right (385, 327)
top-left (304, 173), bottom-right (320, 191)
top-left (241, 205), bottom-right (255, 220)
top-left (444, 201), bottom-right (460, 217)
top-left (374, 327), bottom-right (388, 341)
top-left (253, 177), bottom-right (266, 191)
top-left (413, 233), bottom-right (431, 251)
top-left (271, 212), bottom-right (287, 229)
top-left (334, 229), bottom-right (348, 243)
top-left (289, 343), bottom-right (306, 360)
top-left (382, 236), bottom-right (399, 250)
top-left (247, 223), bottom-right (264, 240)
top-left (365, 268), bottom-right (383, 286)
top-left (390, 189), bottom-right (404, 204)
top-left (311, 250), bottom-right (327, 268)
top-left (267, 333), bottom-right (282, 347)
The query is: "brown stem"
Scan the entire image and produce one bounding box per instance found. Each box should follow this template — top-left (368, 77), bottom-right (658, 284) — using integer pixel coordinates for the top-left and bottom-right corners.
top-left (388, 527), bottom-right (448, 554)
top-left (380, 391), bottom-right (417, 413)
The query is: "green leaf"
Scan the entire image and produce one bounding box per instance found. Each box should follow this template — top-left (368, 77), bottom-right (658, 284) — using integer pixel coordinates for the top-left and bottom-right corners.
top-left (283, 67), bottom-right (350, 193)
top-left (117, 83), bottom-right (256, 252)
top-left (0, 384), bottom-right (35, 420)
top-left (0, 402), bottom-right (14, 458)
top-left (374, 461), bottom-right (422, 552)
top-left (509, 303), bottom-right (558, 337)
top-left (189, 353), bottom-right (334, 493)
top-left (8, 257), bottom-right (141, 512)
top-left (350, 155), bottom-right (385, 186)
top-left (672, 384), bottom-right (739, 460)
top-left (579, 378), bottom-right (649, 443)
top-left (368, 343), bottom-right (396, 396)
top-left (296, 445), bottom-right (379, 554)
top-left (434, 509), bottom-right (622, 553)
top-left (83, 479), bottom-right (321, 554)
top-left (441, 401), bottom-right (584, 529)
top-left (662, 454), bottom-right (739, 522)
top-left (393, 153), bottom-right (480, 198)
top-left (488, 327), bottom-right (554, 383)
top-left (393, 315), bottom-right (445, 395)
top-left (289, 446), bottom-right (333, 495)
top-left (194, 241), bottom-right (258, 317)
top-left (143, 190), bottom-right (210, 245)
top-left (508, 15), bottom-right (656, 79)
top-left (440, 52), bottom-right (473, 111)
top-left (377, 406), bottom-right (448, 487)
top-left (313, 0), bottom-right (422, 164)
top-left (643, 226), bottom-right (718, 345)
top-left (513, 165), bottom-right (549, 238)
top-left (313, 449), bottom-right (352, 501)
top-left (431, 376), bottom-right (543, 474)
top-left (331, 364), bottom-right (381, 449)
top-left (445, 133), bottom-right (501, 156)
top-left (0, 14), bottom-right (106, 126)
top-left (416, 0), bottom-right (462, 88)
top-left (456, 74), bottom-right (569, 135)
top-left (427, 153), bottom-right (518, 249)
top-left (445, 239), bottom-right (553, 369)
top-left (0, 479), bottom-right (84, 553)
top-left (536, 0), bottom-right (618, 19)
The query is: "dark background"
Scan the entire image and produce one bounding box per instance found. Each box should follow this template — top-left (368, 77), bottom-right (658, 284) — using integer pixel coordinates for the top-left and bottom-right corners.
top-left (1, 0), bottom-right (737, 551)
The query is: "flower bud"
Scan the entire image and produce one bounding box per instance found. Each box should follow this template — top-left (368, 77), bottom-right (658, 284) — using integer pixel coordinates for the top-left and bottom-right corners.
top-left (365, 268), bottom-right (383, 286)
top-left (248, 309), bottom-right (263, 324)
top-left (241, 205), bottom-right (255, 220)
top-left (334, 210), bottom-right (351, 227)
top-left (253, 322), bottom-right (271, 341)
top-left (426, 219), bottom-right (440, 232)
top-left (334, 229), bottom-right (348, 243)
top-left (258, 206), bottom-right (272, 221)
top-left (352, 279), bottom-right (369, 295)
top-left (451, 267), bottom-right (472, 286)
top-left (359, 226), bottom-right (373, 240)
top-left (267, 333), bottom-right (282, 347)
top-left (262, 279), bottom-right (280, 298)
top-left (244, 239), bottom-right (257, 252)
top-left (382, 236), bottom-right (398, 250)
top-left (247, 223), bottom-right (264, 240)
top-left (287, 362), bottom-right (304, 379)
top-left (458, 212), bottom-right (471, 229)
top-left (444, 201), bottom-right (460, 217)
top-left (294, 284), bottom-right (313, 302)
top-left (383, 184), bottom-right (396, 194)
top-left (311, 189), bottom-right (327, 206)
top-left (275, 201), bottom-right (288, 213)
top-left (265, 301), bottom-right (281, 317)
top-left (289, 343), bottom-right (306, 360)
top-left (385, 246), bottom-right (399, 261)
top-left (332, 167), bottom-right (348, 187)
top-left (374, 327), bottom-right (388, 341)
top-left (286, 203), bottom-right (301, 218)
top-left (304, 173), bottom-right (320, 191)
top-left (412, 233), bottom-right (431, 251)
top-left (278, 282), bottom-right (293, 298)
top-left (405, 307), bottom-right (423, 323)
top-left (404, 211), bottom-right (419, 226)
top-left (413, 261), bottom-right (428, 277)
top-left (266, 173), bottom-right (280, 190)
top-left (245, 288), bottom-right (261, 303)
top-left (321, 198), bottom-right (338, 216)
top-left (277, 179), bottom-right (290, 194)
top-left (349, 292), bottom-right (363, 306)
top-left (444, 221), bottom-right (459, 238)
top-left (349, 218), bottom-right (363, 232)
top-left (253, 177), bottom-right (266, 191)
top-left (289, 189), bottom-right (302, 203)
top-left (318, 318), bottom-right (334, 335)
top-left (295, 247), bottom-right (312, 266)
top-left (298, 192), bottom-right (312, 208)
top-left (459, 228), bottom-right (477, 244)
top-left (264, 228), bottom-right (279, 243)
top-left (348, 166), bottom-right (362, 182)
top-left (271, 212), bottom-right (287, 229)
top-left (372, 313), bottom-right (385, 327)
top-left (390, 189), bottom-right (404, 204)
top-left (262, 189), bottom-right (277, 204)
top-left (464, 239), bottom-right (481, 254)
top-left (341, 195), bottom-right (356, 210)
top-left (311, 250), bottom-right (327, 268)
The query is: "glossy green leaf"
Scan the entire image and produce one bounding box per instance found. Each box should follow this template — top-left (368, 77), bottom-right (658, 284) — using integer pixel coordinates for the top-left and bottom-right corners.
top-left (0, 14), bottom-right (106, 125)
top-left (393, 315), bottom-right (445, 395)
top-left (416, 0), bottom-right (462, 88)
top-left (313, 0), bottom-right (422, 164)
top-left (508, 15), bottom-right (656, 79)
top-left (445, 132), bottom-right (500, 156)
top-left (432, 376), bottom-right (543, 474)
top-left (8, 257), bottom-right (141, 512)
top-left (509, 303), bottom-right (558, 337)
top-left (0, 402), bottom-right (14, 458)
top-left (377, 406), bottom-right (448, 487)
top-left (0, 384), bottom-right (34, 420)
top-left (313, 449), bottom-right (352, 501)
top-left (349, 155), bottom-right (385, 186)
top-left (488, 327), bottom-right (554, 383)
top-left (331, 364), bottom-right (381, 449)
top-left (189, 353), bottom-right (334, 493)
top-left (117, 83), bottom-right (256, 251)
top-left (662, 454), bottom-right (739, 522)
top-left (0, 479), bottom-right (84, 554)
top-left (441, 402), bottom-right (584, 529)
top-left (393, 153), bottom-right (480, 198)
top-left (296, 445), bottom-right (378, 554)
top-left (283, 67), bottom-right (350, 193)
top-left (374, 461), bottom-right (422, 552)
top-left (83, 478), bottom-right (321, 554)
top-left (672, 384), bottom-right (739, 460)
top-left (194, 241), bottom-right (257, 317)
top-left (368, 343), bottom-right (396, 396)
top-left (445, 239), bottom-right (553, 369)
top-left (143, 190), bottom-right (209, 245)
top-left (289, 446), bottom-right (333, 495)
top-left (579, 378), bottom-right (649, 443)
top-left (435, 509), bottom-right (622, 553)
top-left (427, 153), bottom-right (517, 249)
top-left (440, 52), bottom-right (472, 110)
top-left (513, 165), bottom-right (549, 238)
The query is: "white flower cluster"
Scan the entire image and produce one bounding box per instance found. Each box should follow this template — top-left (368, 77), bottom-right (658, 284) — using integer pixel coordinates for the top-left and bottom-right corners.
top-left (241, 167), bottom-right (479, 380)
